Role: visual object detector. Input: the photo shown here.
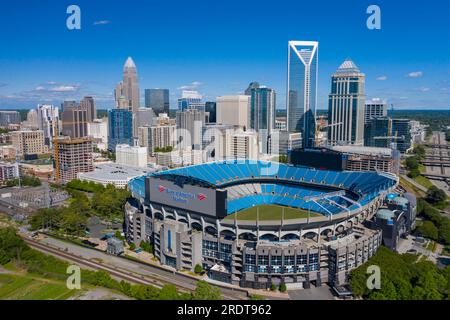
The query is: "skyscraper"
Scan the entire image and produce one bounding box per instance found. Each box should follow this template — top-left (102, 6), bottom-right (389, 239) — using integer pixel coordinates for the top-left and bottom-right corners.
top-left (61, 106), bottom-right (88, 138)
top-left (80, 96), bottom-right (97, 122)
top-left (115, 57), bottom-right (140, 137)
top-left (287, 41), bottom-right (318, 148)
top-left (178, 90), bottom-right (204, 111)
top-left (176, 108), bottom-right (205, 151)
top-left (216, 95), bottom-right (250, 129)
top-left (364, 99), bottom-right (388, 124)
top-left (205, 102), bottom-right (217, 123)
top-left (145, 89), bottom-right (169, 115)
top-left (108, 108), bottom-right (133, 152)
top-left (327, 59), bottom-right (366, 146)
top-left (36, 104), bottom-right (59, 147)
top-left (249, 85), bottom-right (276, 133)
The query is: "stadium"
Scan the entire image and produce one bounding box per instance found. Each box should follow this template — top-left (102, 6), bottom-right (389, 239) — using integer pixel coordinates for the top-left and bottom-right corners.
top-left (125, 160), bottom-right (398, 289)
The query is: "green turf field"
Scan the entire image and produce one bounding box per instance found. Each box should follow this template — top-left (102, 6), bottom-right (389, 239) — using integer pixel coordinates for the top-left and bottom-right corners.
top-left (224, 205), bottom-right (321, 221)
top-left (0, 273), bottom-right (77, 300)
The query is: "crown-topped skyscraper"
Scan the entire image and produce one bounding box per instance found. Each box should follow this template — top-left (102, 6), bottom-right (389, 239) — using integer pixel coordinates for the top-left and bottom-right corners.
top-left (115, 57), bottom-right (140, 137)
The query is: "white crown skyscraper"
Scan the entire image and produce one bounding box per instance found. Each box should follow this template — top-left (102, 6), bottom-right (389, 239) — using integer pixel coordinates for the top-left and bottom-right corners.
top-left (286, 41), bottom-right (318, 148)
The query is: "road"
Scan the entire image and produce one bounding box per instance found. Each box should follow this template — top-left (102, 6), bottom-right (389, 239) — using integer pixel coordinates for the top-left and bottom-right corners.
top-left (25, 234), bottom-right (248, 300)
top-left (424, 132), bottom-right (450, 196)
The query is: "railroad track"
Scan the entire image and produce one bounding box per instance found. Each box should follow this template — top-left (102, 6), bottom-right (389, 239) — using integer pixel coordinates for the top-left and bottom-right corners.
top-left (23, 238), bottom-right (242, 300)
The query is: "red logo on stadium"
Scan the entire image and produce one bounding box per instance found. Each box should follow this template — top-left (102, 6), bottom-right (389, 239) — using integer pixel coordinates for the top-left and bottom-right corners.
top-left (198, 193), bottom-right (207, 201)
top-left (158, 185), bottom-right (166, 193)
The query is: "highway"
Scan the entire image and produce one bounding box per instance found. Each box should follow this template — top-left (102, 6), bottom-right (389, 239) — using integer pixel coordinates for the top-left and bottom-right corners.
top-left (22, 234), bottom-right (248, 300)
top-left (424, 132), bottom-right (450, 196)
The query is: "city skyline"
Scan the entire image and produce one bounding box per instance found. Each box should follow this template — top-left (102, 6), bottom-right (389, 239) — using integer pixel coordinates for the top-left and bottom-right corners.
top-left (0, 0), bottom-right (449, 110)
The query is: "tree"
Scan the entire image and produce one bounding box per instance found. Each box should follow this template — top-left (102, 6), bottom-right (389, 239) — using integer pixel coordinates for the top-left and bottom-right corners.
top-left (418, 221), bottom-right (439, 240)
top-left (194, 264), bottom-right (203, 274)
top-left (159, 284), bottom-right (181, 300)
top-left (129, 242), bottom-right (136, 250)
top-left (426, 186), bottom-right (447, 205)
top-left (405, 157), bottom-right (419, 171)
top-left (192, 281), bottom-right (222, 300)
top-left (408, 168), bottom-right (420, 178)
top-left (270, 283), bottom-right (277, 291)
top-left (279, 283), bottom-right (287, 292)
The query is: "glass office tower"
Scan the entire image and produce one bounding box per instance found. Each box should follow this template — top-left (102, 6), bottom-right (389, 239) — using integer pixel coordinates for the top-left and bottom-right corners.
top-left (108, 108), bottom-right (133, 151)
top-left (287, 41), bottom-right (318, 148)
top-left (145, 89), bottom-right (169, 115)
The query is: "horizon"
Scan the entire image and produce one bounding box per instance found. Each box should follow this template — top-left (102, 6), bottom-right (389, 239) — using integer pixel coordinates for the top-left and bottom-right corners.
top-left (0, 0), bottom-right (449, 110)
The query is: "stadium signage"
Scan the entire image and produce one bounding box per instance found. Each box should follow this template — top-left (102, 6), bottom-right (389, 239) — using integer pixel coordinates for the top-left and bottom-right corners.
top-left (157, 185), bottom-right (207, 204)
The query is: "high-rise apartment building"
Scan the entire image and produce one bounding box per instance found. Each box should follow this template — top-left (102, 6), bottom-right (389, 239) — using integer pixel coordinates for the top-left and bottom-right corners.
top-left (176, 109), bottom-right (205, 150)
top-left (55, 137), bottom-right (94, 183)
top-left (137, 108), bottom-right (156, 128)
top-left (87, 118), bottom-right (108, 151)
top-left (364, 99), bottom-right (388, 124)
top-left (216, 95), bottom-right (250, 129)
top-left (287, 41), bottom-right (318, 148)
top-left (138, 124), bottom-right (175, 156)
top-left (108, 109), bottom-right (133, 152)
top-left (327, 59), bottom-right (366, 146)
top-left (226, 131), bottom-right (259, 160)
top-left (145, 89), bottom-right (169, 115)
top-left (37, 104), bottom-right (59, 147)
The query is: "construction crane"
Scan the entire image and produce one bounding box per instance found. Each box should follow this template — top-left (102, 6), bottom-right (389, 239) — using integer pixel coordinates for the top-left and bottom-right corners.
top-left (315, 122), bottom-right (343, 146)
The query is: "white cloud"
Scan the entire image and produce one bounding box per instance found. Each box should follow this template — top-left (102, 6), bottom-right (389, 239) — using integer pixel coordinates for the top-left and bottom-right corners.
top-left (418, 87), bottom-right (430, 92)
top-left (177, 81), bottom-right (203, 90)
top-left (93, 20), bottom-right (110, 25)
top-left (408, 71), bottom-right (423, 78)
top-left (376, 76), bottom-right (388, 81)
top-left (50, 85), bottom-right (78, 92)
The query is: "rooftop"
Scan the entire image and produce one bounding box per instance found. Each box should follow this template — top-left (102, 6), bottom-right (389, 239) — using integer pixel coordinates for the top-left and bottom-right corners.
top-left (79, 163), bottom-right (156, 181)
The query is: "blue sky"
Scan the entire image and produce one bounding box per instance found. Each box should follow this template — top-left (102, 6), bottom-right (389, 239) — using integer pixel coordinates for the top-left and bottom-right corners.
top-left (0, 0), bottom-right (449, 110)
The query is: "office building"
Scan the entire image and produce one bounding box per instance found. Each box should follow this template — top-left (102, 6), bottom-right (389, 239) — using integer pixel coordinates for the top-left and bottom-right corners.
top-left (115, 144), bottom-right (148, 168)
top-left (0, 111), bottom-right (20, 128)
top-left (245, 82), bottom-right (260, 96)
top-left (364, 99), bottom-right (387, 124)
top-left (392, 119), bottom-right (413, 153)
top-left (202, 123), bottom-right (236, 161)
top-left (37, 104), bottom-right (59, 147)
top-left (115, 57), bottom-right (140, 137)
top-left (176, 108), bottom-right (205, 150)
top-left (287, 41), bottom-right (318, 148)
top-left (80, 96), bottom-right (97, 122)
top-left (364, 117), bottom-right (392, 148)
top-left (55, 137), bottom-right (94, 183)
top-left (249, 85), bottom-right (276, 133)
top-left (137, 108), bottom-right (156, 128)
top-left (178, 90), bottom-right (205, 111)
top-left (61, 106), bottom-right (88, 138)
top-left (327, 59), bottom-right (366, 146)
top-left (145, 89), bottom-right (169, 115)
top-left (11, 130), bottom-right (47, 156)
top-left (216, 95), bottom-right (250, 129)
top-left (108, 109), bottom-right (133, 152)
top-left (205, 102), bottom-right (217, 123)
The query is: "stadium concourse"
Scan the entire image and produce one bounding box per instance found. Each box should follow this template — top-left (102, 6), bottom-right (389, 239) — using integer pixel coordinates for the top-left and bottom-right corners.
top-left (125, 160), bottom-right (398, 289)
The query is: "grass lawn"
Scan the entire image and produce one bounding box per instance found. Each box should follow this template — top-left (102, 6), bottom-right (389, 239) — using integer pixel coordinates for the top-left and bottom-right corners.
top-left (224, 205), bottom-right (322, 221)
top-left (0, 273), bottom-right (79, 300)
top-left (414, 175), bottom-right (434, 189)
